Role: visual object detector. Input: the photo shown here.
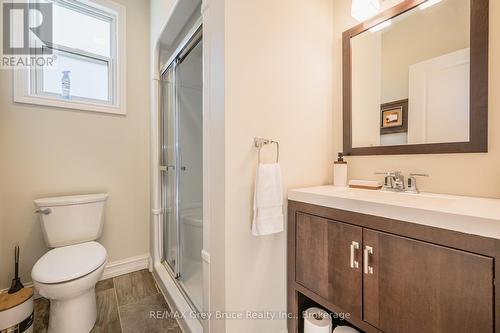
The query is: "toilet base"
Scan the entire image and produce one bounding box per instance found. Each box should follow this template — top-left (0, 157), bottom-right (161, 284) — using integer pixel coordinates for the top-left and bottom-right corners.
top-left (33, 261), bottom-right (106, 333)
top-left (48, 288), bottom-right (97, 333)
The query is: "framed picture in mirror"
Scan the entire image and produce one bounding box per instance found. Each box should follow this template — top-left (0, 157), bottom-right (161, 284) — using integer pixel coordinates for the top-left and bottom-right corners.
top-left (380, 99), bottom-right (408, 135)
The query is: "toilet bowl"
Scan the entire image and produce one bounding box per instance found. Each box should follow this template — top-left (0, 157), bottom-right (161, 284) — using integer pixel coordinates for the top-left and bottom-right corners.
top-left (31, 194), bottom-right (108, 333)
top-left (32, 241), bottom-right (107, 333)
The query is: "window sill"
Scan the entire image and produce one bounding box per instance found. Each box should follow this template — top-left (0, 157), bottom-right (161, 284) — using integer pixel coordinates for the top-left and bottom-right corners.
top-left (14, 93), bottom-right (126, 115)
top-left (13, 67), bottom-right (126, 115)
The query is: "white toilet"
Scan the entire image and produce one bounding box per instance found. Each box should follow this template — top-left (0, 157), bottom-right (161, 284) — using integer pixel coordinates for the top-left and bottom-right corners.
top-left (31, 193), bottom-right (108, 333)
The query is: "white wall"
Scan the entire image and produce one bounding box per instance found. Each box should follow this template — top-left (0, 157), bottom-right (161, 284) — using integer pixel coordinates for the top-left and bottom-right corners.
top-left (334, 0), bottom-right (500, 199)
top-left (408, 48), bottom-right (470, 144)
top-left (0, 0), bottom-right (151, 290)
top-left (224, 0), bottom-right (334, 332)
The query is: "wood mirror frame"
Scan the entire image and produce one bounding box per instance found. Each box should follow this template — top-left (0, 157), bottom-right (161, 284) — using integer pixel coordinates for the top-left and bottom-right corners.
top-left (342, 0), bottom-right (488, 156)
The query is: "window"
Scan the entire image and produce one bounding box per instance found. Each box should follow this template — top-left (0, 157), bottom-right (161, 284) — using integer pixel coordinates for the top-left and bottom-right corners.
top-left (13, 0), bottom-right (126, 115)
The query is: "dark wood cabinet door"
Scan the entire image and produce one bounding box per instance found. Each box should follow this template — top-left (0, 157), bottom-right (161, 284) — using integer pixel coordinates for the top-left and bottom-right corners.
top-left (295, 212), bottom-right (362, 317)
top-left (363, 229), bottom-right (494, 333)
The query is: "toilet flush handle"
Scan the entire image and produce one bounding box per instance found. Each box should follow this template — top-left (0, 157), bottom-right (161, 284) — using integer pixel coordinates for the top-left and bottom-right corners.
top-left (34, 208), bottom-right (52, 215)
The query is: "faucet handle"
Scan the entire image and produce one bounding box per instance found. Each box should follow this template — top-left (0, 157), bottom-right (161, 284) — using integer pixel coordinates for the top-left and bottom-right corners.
top-left (409, 173), bottom-right (429, 177)
top-left (406, 173), bottom-right (429, 194)
top-left (375, 171), bottom-right (403, 178)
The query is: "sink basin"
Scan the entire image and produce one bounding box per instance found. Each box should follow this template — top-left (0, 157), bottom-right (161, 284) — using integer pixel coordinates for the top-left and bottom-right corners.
top-left (288, 185), bottom-right (500, 239)
top-left (336, 188), bottom-right (456, 208)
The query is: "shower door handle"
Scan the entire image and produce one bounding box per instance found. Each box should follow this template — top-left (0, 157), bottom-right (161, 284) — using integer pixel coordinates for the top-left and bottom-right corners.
top-left (160, 165), bottom-right (186, 172)
top-left (160, 165), bottom-right (175, 172)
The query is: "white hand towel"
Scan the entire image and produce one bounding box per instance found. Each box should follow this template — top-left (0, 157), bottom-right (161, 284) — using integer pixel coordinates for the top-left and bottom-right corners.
top-left (252, 163), bottom-right (284, 236)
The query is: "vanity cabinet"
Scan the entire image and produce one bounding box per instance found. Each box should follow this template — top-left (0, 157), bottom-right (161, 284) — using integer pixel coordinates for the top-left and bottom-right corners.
top-left (363, 229), bottom-right (493, 333)
top-left (295, 213), bottom-right (362, 317)
top-left (288, 201), bottom-right (499, 333)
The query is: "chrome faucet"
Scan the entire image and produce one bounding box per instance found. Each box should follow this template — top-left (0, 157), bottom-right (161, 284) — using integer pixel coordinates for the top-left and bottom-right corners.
top-left (375, 171), bottom-right (405, 192)
top-left (375, 172), bottom-right (429, 193)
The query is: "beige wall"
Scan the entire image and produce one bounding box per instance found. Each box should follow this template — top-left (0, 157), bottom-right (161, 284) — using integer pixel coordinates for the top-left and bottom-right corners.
top-left (224, 0), bottom-right (334, 332)
top-left (0, 0), bottom-right (151, 290)
top-left (334, 0), bottom-right (500, 199)
top-left (351, 31), bottom-right (382, 147)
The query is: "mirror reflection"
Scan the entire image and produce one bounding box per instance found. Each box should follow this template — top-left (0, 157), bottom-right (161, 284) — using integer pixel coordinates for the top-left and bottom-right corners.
top-left (351, 0), bottom-right (470, 148)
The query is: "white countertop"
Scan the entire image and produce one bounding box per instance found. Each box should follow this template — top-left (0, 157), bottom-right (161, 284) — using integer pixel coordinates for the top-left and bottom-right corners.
top-left (288, 186), bottom-right (500, 240)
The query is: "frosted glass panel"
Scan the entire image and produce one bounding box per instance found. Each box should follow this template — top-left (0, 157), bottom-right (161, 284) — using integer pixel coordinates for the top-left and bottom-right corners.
top-left (177, 40), bottom-right (203, 312)
top-left (161, 65), bottom-right (178, 276)
top-left (42, 50), bottom-right (109, 101)
top-left (52, 3), bottom-right (111, 57)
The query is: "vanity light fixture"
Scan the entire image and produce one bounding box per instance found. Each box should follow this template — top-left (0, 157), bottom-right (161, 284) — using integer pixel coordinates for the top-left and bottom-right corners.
top-left (419, 0), bottom-right (442, 10)
top-left (369, 19), bottom-right (392, 32)
top-left (351, 0), bottom-right (380, 22)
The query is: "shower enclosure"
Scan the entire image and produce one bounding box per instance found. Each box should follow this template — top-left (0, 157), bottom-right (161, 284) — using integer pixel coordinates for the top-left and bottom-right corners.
top-left (160, 27), bottom-right (203, 311)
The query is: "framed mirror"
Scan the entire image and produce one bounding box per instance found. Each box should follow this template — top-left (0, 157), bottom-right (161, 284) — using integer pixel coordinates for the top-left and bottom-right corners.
top-left (343, 0), bottom-right (488, 155)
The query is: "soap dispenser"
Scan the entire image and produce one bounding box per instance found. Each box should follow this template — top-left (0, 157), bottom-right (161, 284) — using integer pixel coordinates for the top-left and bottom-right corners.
top-left (333, 152), bottom-right (348, 187)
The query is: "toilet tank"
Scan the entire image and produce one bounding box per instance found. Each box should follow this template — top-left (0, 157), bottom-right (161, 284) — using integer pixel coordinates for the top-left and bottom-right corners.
top-left (34, 193), bottom-right (108, 248)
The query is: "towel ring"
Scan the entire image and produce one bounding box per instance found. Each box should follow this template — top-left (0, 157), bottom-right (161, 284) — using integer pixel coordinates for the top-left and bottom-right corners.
top-left (254, 137), bottom-right (279, 163)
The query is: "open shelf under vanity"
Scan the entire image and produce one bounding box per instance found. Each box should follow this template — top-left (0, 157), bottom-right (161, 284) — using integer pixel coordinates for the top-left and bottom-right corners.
top-left (296, 291), bottom-right (364, 333)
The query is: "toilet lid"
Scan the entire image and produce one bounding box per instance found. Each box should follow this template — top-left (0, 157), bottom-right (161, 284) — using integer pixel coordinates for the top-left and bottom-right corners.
top-left (32, 241), bottom-right (107, 284)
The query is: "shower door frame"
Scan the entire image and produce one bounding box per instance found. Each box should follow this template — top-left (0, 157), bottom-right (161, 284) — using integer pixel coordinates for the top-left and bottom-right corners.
top-left (160, 58), bottom-right (181, 280)
top-left (159, 22), bottom-right (203, 312)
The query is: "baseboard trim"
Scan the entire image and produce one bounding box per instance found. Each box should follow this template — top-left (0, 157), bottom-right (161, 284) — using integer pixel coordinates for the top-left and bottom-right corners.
top-left (1, 254), bottom-right (151, 299)
top-left (101, 254), bottom-right (150, 280)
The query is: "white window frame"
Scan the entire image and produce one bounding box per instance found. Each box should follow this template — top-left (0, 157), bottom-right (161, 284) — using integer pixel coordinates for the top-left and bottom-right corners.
top-left (13, 0), bottom-right (127, 115)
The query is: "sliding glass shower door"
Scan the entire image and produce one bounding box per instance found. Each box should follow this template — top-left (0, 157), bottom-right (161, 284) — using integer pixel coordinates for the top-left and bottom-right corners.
top-left (160, 61), bottom-right (179, 277)
top-left (160, 29), bottom-right (203, 311)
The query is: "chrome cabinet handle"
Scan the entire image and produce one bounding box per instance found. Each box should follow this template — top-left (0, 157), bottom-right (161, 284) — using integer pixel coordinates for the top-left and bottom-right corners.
top-left (363, 245), bottom-right (374, 275)
top-left (350, 241), bottom-right (360, 269)
top-left (35, 208), bottom-right (52, 215)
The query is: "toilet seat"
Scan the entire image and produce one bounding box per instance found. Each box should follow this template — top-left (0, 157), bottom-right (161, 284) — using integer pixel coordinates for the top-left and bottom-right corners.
top-left (32, 241), bottom-right (107, 284)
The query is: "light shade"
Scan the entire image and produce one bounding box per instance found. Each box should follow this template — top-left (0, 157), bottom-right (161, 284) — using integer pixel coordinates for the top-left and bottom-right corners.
top-left (351, 0), bottom-right (380, 22)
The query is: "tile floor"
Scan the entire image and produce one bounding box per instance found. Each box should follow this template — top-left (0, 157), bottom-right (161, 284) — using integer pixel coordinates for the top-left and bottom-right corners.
top-left (33, 269), bottom-right (183, 333)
